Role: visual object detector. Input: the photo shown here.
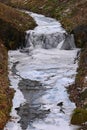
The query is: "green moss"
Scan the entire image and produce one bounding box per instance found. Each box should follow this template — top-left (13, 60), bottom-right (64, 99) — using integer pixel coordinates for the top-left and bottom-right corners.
top-left (71, 108), bottom-right (87, 125)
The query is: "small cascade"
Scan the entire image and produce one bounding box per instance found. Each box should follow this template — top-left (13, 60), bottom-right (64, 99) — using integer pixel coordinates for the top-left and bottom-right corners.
top-left (25, 31), bottom-right (65, 49)
top-left (24, 11), bottom-right (76, 51)
top-left (25, 31), bottom-right (76, 50)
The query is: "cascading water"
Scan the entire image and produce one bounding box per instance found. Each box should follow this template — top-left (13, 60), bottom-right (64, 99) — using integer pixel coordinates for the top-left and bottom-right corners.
top-left (25, 31), bottom-right (65, 49)
top-left (24, 11), bottom-right (76, 50)
top-left (4, 11), bottom-right (79, 130)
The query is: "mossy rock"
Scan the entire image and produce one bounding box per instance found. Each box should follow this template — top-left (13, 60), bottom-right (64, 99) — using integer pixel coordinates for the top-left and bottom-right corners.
top-left (71, 108), bottom-right (87, 125)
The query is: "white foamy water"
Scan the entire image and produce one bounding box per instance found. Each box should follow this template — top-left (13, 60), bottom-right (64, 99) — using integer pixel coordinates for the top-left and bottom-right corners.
top-left (4, 12), bottom-right (79, 130)
top-left (26, 11), bottom-right (65, 33)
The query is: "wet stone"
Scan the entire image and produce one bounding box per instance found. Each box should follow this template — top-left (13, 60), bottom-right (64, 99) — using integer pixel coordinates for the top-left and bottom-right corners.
top-left (57, 102), bottom-right (63, 106)
top-left (12, 61), bottom-right (19, 75)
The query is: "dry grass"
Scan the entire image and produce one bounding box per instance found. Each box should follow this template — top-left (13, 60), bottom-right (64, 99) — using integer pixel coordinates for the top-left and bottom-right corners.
top-left (4, 0), bottom-right (87, 31)
top-left (0, 2), bottom-right (36, 31)
top-left (0, 2), bottom-right (36, 129)
top-left (0, 2), bottom-right (36, 50)
top-left (0, 40), bottom-right (14, 129)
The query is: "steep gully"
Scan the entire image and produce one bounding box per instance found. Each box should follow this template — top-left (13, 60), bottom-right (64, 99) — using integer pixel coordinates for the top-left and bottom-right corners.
top-left (4, 11), bottom-right (80, 130)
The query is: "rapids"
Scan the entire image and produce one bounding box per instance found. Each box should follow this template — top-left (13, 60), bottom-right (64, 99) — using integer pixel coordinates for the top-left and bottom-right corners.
top-left (4, 11), bottom-right (79, 130)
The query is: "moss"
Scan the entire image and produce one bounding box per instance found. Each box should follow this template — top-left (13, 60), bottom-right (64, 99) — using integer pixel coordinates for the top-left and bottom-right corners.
top-left (71, 108), bottom-right (87, 125)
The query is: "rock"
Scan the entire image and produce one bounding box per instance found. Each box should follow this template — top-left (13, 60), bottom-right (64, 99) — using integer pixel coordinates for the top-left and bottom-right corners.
top-left (20, 48), bottom-right (30, 53)
top-left (60, 108), bottom-right (65, 114)
top-left (71, 108), bottom-right (87, 125)
top-left (60, 34), bottom-right (76, 50)
top-left (57, 102), bottom-right (63, 106)
top-left (15, 107), bottom-right (20, 111)
top-left (72, 25), bottom-right (87, 48)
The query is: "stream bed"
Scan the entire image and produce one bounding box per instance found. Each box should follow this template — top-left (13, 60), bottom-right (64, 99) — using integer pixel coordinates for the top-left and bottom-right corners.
top-left (4, 12), bottom-right (79, 130)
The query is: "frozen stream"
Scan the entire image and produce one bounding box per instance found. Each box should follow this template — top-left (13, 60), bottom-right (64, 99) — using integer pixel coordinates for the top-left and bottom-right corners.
top-left (4, 12), bottom-right (79, 130)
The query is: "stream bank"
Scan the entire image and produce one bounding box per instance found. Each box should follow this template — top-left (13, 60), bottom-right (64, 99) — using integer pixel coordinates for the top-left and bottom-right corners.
top-left (0, 3), bottom-right (36, 129)
top-left (0, 2), bottom-right (36, 50)
top-left (0, 40), bottom-right (14, 130)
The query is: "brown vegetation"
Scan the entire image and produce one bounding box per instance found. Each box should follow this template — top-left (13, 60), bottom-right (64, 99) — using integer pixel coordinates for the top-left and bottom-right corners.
top-left (4, 0), bottom-right (87, 32)
top-left (0, 40), bottom-right (14, 129)
top-left (0, 2), bottom-right (36, 49)
top-left (0, 2), bottom-right (36, 31)
top-left (0, 2), bottom-right (36, 129)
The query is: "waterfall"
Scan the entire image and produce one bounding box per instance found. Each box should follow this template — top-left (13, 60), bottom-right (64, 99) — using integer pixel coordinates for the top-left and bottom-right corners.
top-left (25, 31), bottom-right (65, 49)
top-left (25, 30), bottom-right (76, 50)
top-left (24, 11), bottom-right (76, 51)
top-left (25, 32), bottom-right (76, 51)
